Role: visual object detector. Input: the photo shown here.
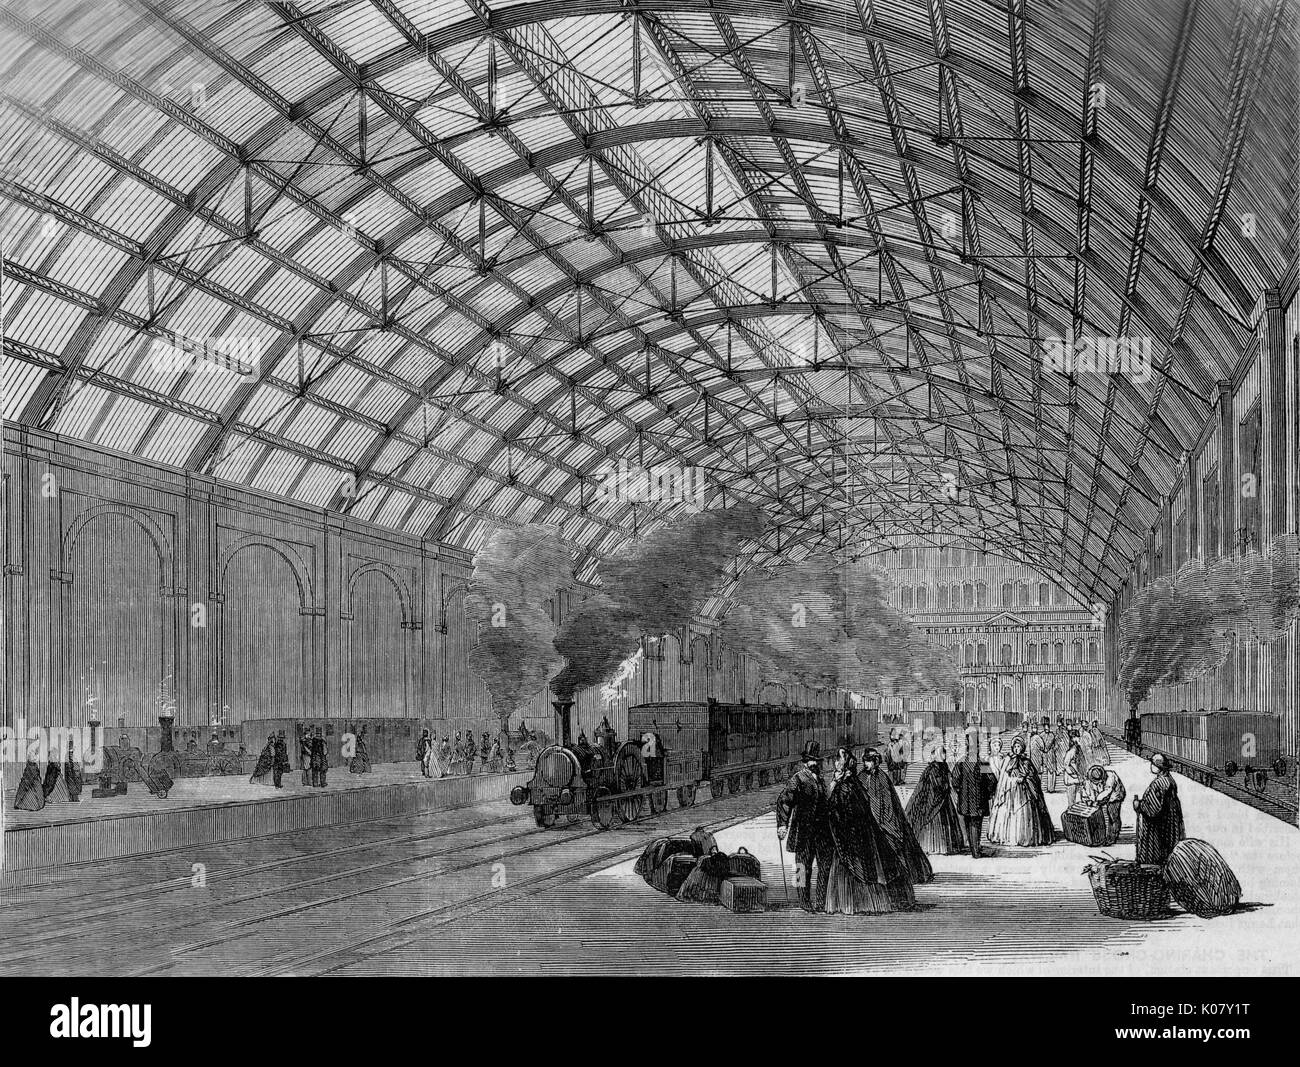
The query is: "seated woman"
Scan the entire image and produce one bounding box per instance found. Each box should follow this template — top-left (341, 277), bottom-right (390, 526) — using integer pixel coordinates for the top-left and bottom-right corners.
top-left (824, 747), bottom-right (915, 915)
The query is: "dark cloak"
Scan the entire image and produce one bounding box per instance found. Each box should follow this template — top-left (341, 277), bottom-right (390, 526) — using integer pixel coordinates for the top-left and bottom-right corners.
top-left (64, 751), bottom-right (84, 801)
top-left (249, 741), bottom-right (276, 784)
top-left (827, 772), bottom-right (909, 888)
top-left (904, 760), bottom-right (967, 855)
top-left (859, 766), bottom-right (934, 883)
top-left (1135, 773), bottom-right (1185, 866)
top-left (13, 759), bottom-right (45, 811)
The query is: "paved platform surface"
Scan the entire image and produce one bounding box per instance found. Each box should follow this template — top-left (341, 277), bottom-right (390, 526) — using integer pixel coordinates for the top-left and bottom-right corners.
top-left (0, 751), bottom-right (1294, 976)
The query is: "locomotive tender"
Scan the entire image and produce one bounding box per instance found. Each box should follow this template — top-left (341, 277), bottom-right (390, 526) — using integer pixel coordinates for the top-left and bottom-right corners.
top-left (510, 698), bottom-right (874, 829)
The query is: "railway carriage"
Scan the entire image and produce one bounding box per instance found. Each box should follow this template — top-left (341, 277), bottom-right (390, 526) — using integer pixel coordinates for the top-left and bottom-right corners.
top-left (511, 697), bottom-right (875, 829)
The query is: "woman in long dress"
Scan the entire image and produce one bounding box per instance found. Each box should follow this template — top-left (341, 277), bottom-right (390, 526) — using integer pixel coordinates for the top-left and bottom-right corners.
top-left (904, 752), bottom-right (967, 855)
top-left (1087, 720), bottom-right (1111, 765)
top-left (424, 732), bottom-right (445, 779)
top-left (824, 748), bottom-right (915, 914)
top-left (986, 737), bottom-right (1054, 846)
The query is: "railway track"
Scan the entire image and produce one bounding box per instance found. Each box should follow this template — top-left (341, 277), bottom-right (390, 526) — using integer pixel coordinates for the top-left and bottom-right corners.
top-left (131, 787), bottom-right (786, 977)
top-left (0, 811), bottom-right (542, 970)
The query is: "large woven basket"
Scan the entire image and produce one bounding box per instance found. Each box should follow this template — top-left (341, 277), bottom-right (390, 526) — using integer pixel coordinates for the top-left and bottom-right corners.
top-left (1085, 855), bottom-right (1170, 920)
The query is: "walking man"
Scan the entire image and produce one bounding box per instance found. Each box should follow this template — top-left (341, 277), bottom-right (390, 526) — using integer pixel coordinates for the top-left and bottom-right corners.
top-left (951, 732), bottom-right (990, 858)
top-left (776, 741), bottom-right (832, 912)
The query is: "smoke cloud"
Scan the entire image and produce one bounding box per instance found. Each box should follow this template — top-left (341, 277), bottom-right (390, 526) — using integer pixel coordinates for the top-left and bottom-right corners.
top-left (1118, 535), bottom-right (1300, 709)
top-left (464, 525), bottom-right (573, 727)
top-left (552, 504), bottom-right (767, 699)
top-left (719, 556), bottom-right (960, 700)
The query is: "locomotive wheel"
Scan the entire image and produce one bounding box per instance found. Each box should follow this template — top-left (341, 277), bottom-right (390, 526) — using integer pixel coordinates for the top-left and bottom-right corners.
top-left (534, 806), bottom-right (557, 828)
top-left (648, 790), bottom-right (669, 814)
top-left (676, 784), bottom-right (696, 808)
top-left (709, 779), bottom-right (723, 799)
top-left (617, 793), bottom-right (646, 823)
top-left (591, 790), bottom-right (616, 830)
top-left (566, 813), bottom-right (582, 824)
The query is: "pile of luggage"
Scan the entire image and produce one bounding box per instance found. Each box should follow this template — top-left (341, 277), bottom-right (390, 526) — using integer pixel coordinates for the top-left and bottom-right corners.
top-left (635, 826), bottom-right (767, 913)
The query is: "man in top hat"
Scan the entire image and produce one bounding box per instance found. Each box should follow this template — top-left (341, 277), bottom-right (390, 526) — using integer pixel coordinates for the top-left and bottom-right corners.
top-left (1030, 716), bottom-right (1057, 792)
top-left (309, 726), bottom-right (328, 788)
top-left (776, 741), bottom-right (832, 912)
top-left (1133, 753), bottom-right (1185, 865)
top-left (950, 731), bottom-right (991, 858)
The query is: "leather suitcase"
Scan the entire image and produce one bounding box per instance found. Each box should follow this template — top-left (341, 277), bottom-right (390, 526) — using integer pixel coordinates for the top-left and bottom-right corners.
top-left (720, 875), bottom-right (767, 913)
top-left (1061, 803), bottom-right (1106, 846)
top-left (650, 853), bottom-right (697, 897)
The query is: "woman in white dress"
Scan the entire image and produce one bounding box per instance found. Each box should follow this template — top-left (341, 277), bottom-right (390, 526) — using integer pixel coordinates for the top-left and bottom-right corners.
top-left (987, 736), bottom-right (1054, 846)
top-left (1087, 720), bottom-right (1111, 765)
top-left (423, 731), bottom-right (445, 779)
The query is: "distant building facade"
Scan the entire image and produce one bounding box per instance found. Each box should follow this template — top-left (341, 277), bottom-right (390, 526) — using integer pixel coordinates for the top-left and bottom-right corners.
top-left (860, 544), bottom-right (1108, 721)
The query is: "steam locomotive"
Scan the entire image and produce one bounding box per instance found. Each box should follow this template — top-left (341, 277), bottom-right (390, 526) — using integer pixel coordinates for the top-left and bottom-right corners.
top-left (510, 698), bottom-right (874, 829)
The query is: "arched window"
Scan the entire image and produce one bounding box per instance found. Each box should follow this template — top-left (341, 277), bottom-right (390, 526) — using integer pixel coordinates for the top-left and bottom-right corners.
top-left (1027, 688), bottom-right (1038, 713)
top-left (1000, 642), bottom-right (1012, 665)
top-left (1002, 685), bottom-right (1013, 709)
top-left (915, 586), bottom-right (928, 610)
top-left (965, 642), bottom-right (975, 665)
top-left (1087, 687), bottom-right (1099, 712)
top-left (963, 583), bottom-right (974, 608)
top-left (1072, 639), bottom-right (1083, 664)
top-left (1001, 582), bottom-right (1014, 606)
top-left (1053, 687), bottom-right (1064, 711)
top-left (1018, 582), bottom-right (1030, 606)
top-left (977, 642), bottom-right (989, 665)
top-left (952, 583), bottom-right (962, 607)
top-left (900, 548), bottom-right (913, 567)
top-left (937, 585), bottom-right (949, 609)
top-left (1071, 688), bottom-right (1083, 711)
top-left (1027, 643), bottom-right (1038, 664)
top-left (901, 586), bottom-right (913, 611)
top-left (1038, 582), bottom-right (1048, 604)
top-left (1088, 640), bottom-right (1099, 663)
top-left (976, 582), bottom-right (987, 607)
top-left (1053, 641), bottom-right (1064, 664)
top-left (964, 685), bottom-right (976, 709)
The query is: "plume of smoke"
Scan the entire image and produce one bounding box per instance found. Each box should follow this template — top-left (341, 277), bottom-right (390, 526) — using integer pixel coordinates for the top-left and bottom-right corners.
top-left (719, 556), bottom-right (960, 701)
top-left (601, 504), bottom-right (766, 633)
top-left (1118, 535), bottom-right (1300, 709)
top-left (551, 592), bottom-right (641, 702)
top-left (552, 504), bottom-right (766, 699)
top-left (1117, 556), bottom-right (1242, 709)
top-left (464, 526), bottom-right (574, 731)
top-left (719, 557), bottom-right (855, 689)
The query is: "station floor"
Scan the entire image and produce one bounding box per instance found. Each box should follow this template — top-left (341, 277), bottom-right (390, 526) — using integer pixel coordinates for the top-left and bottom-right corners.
top-left (0, 749), bottom-right (1295, 976)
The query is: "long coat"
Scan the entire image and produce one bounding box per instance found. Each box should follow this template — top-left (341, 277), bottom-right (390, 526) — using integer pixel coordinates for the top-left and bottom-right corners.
top-left (859, 766), bottom-right (933, 883)
top-left (1135, 773), bottom-right (1185, 865)
top-left (827, 772), bottom-right (908, 888)
top-left (951, 758), bottom-right (991, 817)
top-left (775, 764), bottom-right (830, 858)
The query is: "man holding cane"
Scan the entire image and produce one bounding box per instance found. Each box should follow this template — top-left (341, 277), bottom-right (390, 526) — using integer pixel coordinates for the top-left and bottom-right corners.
top-left (776, 741), bottom-right (832, 913)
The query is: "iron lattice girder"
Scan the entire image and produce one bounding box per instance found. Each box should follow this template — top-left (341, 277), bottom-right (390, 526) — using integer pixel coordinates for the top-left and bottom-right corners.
top-left (0, 0), bottom-right (1288, 603)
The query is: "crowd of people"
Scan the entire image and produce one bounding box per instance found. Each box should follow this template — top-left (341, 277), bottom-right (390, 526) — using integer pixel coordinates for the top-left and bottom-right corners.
top-left (413, 723), bottom-right (542, 778)
top-left (775, 717), bottom-right (1189, 916)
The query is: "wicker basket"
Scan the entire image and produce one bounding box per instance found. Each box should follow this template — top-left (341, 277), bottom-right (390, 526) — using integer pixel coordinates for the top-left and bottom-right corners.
top-left (1084, 855), bottom-right (1170, 920)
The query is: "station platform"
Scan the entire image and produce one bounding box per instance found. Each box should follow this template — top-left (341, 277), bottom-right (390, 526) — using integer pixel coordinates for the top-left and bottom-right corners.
top-left (1, 762), bottom-right (527, 875)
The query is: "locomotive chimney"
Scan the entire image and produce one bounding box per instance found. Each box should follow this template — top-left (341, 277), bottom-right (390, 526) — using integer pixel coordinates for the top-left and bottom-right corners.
top-left (552, 699), bottom-right (574, 747)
